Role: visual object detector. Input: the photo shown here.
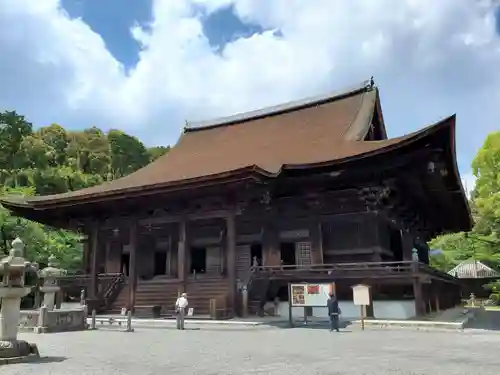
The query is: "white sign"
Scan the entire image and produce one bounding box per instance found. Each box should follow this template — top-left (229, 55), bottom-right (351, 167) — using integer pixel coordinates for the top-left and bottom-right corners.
top-left (290, 283), bottom-right (336, 307)
top-left (351, 284), bottom-right (371, 306)
top-left (187, 308), bottom-right (194, 316)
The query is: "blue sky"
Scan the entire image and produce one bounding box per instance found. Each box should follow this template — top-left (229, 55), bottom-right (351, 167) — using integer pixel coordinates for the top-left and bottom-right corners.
top-left (61, 0), bottom-right (266, 66)
top-left (1, 0), bottom-right (500, 191)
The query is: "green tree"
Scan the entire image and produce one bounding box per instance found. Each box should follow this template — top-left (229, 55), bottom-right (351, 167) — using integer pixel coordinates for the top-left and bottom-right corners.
top-left (108, 129), bottom-right (150, 178)
top-left (472, 131), bottom-right (500, 239)
top-left (0, 109), bottom-right (170, 271)
top-left (36, 124), bottom-right (69, 166)
top-left (0, 111), bottom-right (33, 171)
top-left (429, 131), bottom-right (500, 273)
top-left (147, 146), bottom-right (170, 162)
top-left (0, 186), bottom-right (82, 270)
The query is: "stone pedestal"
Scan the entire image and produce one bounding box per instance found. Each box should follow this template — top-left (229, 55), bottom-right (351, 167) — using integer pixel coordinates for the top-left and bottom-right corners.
top-left (0, 289), bottom-right (39, 360)
top-left (0, 288), bottom-right (30, 340)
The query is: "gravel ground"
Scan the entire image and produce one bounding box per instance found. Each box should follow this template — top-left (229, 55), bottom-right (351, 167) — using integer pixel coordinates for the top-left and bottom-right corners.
top-left (3, 325), bottom-right (500, 375)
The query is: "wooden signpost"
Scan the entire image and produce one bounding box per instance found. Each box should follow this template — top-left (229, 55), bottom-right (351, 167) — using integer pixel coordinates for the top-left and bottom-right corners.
top-left (351, 284), bottom-right (371, 330)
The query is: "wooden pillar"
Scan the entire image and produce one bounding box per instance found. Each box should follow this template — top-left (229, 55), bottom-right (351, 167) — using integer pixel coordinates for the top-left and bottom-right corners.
top-left (401, 230), bottom-right (414, 261)
top-left (178, 219), bottom-right (187, 290)
top-left (226, 211), bottom-right (236, 313)
top-left (90, 221), bottom-right (99, 299)
top-left (128, 219), bottom-right (138, 312)
top-left (311, 219), bottom-right (323, 264)
top-left (413, 278), bottom-right (425, 317)
top-left (82, 235), bottom-right (90, 274)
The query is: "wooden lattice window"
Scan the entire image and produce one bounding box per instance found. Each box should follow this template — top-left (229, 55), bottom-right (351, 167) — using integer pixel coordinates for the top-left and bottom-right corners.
top-left (296, 242), bottom-right (312, 267)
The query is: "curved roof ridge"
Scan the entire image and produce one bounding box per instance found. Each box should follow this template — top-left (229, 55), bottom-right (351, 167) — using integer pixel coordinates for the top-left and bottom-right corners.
top-left (185, 79), bottom-right (373, 132)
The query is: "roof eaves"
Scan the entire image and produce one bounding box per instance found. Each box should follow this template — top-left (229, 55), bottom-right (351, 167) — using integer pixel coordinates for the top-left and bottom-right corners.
top-left (0, 196), bottom-right (33, 209)
top-left (281, 115), bottom-right (455, 172)
top-left (15, 166), bottom-right (270, 210)
top-left (185, 80), bottom-right (372, 132)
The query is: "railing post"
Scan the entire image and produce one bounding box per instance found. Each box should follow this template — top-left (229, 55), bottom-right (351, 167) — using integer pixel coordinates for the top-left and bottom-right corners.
top-left (82, 304), bottom-right (89, 329)
top-left (125, 310), bottom-right (134, 332)
top-left (241, 285), bottom-right (248, 317)
top-left (90, 309), bottom-right (97, 330)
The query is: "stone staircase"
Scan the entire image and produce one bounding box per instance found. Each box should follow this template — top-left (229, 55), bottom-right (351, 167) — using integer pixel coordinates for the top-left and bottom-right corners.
top-left (107, 277), bottom-right (231, 317)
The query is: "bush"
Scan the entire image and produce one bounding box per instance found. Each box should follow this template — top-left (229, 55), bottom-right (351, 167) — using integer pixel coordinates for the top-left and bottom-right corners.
top-left (488, 293), bottom-right (500, 305)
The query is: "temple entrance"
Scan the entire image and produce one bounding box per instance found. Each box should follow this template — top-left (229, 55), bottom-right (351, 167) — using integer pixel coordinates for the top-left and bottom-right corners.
top-left (121, 253), bottom-right (130, 276)
top-left (154, 251), bottom-right (167, 276)
top-left (250, 244), bottom-right (263, 266)
top-left (280, 242), bottom-right (296, 266)
top-left (390, 228), bottom-right (403, 261)
top-left (190, 246), bottom-right (207, 274)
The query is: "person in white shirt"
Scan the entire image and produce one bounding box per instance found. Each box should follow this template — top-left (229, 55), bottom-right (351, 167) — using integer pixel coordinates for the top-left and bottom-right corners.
top-left (175, 293), bottom-right (188, 330)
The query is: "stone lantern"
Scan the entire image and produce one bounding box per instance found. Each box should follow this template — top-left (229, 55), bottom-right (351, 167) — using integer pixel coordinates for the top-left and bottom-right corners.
top-left (411, 248), bottom-right (420, 262)
top-left (38, 254), bottom-right (66, 311)
top-left (0, 237), bottom-right (39, 360)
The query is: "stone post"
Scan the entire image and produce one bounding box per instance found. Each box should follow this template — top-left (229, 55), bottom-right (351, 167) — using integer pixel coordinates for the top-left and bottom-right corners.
top-left (34, 306), bottom-right (48, 334)
top-left (0, 237), bottom-right (40, 359)
top-left (38, 254), bottom-right (66, 311)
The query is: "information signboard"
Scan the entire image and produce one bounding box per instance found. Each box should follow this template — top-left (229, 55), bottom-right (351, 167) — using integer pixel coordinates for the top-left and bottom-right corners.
top-left (352, 284), bottom-right (371, 306)
top-left (290, 283), bottom-right (336, 307)
top-left (351, 284), bottom-right (371, 330)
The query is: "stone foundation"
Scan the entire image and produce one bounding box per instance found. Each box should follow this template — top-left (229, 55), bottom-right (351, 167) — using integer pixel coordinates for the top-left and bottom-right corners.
top-left (19, 308), bottom-right (87, 333)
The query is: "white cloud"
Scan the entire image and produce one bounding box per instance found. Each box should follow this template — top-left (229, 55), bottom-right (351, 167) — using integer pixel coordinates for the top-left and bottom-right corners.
top-left (0, 0), bottom-right (499, 174)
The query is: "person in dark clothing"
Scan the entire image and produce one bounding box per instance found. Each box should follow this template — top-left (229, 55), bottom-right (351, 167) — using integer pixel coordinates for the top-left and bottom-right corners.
top-left (327, 293), bottom-right (341, 332)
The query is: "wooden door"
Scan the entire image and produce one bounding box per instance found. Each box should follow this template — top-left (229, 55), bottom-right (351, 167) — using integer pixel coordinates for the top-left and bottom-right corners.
top-left (295, 242), bottom-right (312, 268)
top-left (236, 245), bottom-right (251, 281)
top-left (206, 246), bottom-right (222, 275)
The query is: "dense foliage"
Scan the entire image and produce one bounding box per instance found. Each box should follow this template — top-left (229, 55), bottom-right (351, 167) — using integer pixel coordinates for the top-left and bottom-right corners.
top-left (0, 110), bottom-right (169, 270)
top-left (429, 131), bottom-right (500, 293)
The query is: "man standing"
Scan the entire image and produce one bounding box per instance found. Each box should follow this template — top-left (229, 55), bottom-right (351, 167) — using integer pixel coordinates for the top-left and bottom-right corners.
top-left (327, 293), bottom-right (341, 332)
top-left (175, 293), bottom-right (188, 330)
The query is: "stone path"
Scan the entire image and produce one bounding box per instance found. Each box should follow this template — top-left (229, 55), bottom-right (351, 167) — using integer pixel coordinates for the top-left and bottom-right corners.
top-left (3, 325), bottom-right (500, 374)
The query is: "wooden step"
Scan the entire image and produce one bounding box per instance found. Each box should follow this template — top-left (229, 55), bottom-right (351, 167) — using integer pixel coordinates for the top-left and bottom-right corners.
top-left (108, 278), bottom-right (233, 316)
top-left (185, 279), bottom-right (230, 315)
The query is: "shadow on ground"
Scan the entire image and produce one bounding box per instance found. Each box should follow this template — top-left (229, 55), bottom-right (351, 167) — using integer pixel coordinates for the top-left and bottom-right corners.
top-left (262, 320), bottom-right (352, 331)
top-left (36, 356), bottom-right (67, 364)
top-left (465, 310), bottom-right (500, 331)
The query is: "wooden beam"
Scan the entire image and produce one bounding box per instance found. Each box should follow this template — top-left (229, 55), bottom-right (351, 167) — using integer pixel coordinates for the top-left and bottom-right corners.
top-left (318, 221), bottom-right (324, 264)
top-left (324, 247), bottom-right (392, 256)
top-left (178, 218), bottom-right (187, 291)
top-left (89, 221), bottom-right (99, 298)
top-left (128, 218), bottom-right (138, 311)
top-left (138, 209), bottom-right (241, 226)
top-left (226, 210), bottom-right (237, 314)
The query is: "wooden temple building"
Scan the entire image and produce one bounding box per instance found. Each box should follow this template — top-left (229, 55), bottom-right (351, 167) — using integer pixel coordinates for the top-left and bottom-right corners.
top-left (1, 80), bottom-right (472, 318)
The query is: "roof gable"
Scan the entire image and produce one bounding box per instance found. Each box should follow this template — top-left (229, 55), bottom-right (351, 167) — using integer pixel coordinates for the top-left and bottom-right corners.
top-left (186, 81), bottom-right (375, 136)
top-left (448, 260), bottom-right (500, 279)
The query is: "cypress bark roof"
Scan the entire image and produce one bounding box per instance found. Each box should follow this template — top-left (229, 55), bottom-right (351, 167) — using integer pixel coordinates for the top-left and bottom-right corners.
top-left (0, 80), bottom-right (465, 211)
